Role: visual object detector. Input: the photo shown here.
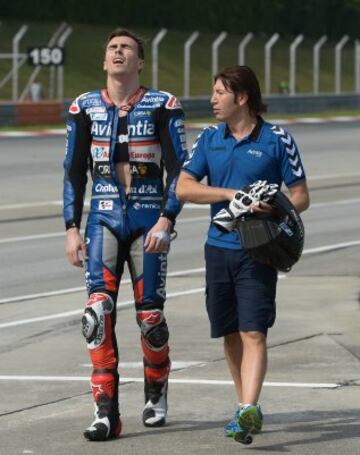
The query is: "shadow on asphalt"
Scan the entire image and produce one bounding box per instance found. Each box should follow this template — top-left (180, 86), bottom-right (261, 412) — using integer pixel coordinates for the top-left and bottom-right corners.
top-left (250, 409), bottom-right (360, 451)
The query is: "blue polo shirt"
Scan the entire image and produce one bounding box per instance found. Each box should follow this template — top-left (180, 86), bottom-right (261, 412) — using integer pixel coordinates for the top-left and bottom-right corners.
top-left (182, 117), bottom-right (306, 249)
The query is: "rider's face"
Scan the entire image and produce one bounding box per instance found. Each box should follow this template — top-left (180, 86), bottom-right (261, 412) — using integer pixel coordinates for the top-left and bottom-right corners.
top-left (104, 36), bottom-right (144, 77)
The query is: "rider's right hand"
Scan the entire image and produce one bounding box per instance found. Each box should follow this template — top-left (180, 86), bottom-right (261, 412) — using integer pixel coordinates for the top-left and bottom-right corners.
top-left (66, 228), bottom-right (87, 267)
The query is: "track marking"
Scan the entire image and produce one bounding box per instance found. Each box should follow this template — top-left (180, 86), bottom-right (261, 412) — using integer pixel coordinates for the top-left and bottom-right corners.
top-left (0, 267), bottom-right (206, 305)
top-left (0, 287), bottom-right (206, 328)
top-left (302, 240), bottom-right (360, 255)
top-left (80, 361), bottom-right (205, 369)
top-left (1, 237), bottom-right (359, 307)
top-left (1, 197), bottom-right (359, 245)
top-left (1, 186), bottom-right (360, 212)
top-left (0, 276), bottom-right (288, 328)
top-left (1, 237), bottom-right (360, 308)
top-left (0, 375), bottom-right (340, 389)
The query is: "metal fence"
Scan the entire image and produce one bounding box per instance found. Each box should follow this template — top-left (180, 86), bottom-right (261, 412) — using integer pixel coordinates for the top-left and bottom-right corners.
top-left (1, 24), bottom-right (360, 101)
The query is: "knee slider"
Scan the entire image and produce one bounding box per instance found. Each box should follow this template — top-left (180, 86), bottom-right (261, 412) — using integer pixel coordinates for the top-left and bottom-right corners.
top-left (137, 309), bottom-right (169, 349)
top-left (82, 293), bottom-right (114, 349)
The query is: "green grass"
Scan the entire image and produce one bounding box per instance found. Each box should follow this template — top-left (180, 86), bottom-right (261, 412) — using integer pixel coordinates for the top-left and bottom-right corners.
top-left (0, 20), bottom-right (359, 100)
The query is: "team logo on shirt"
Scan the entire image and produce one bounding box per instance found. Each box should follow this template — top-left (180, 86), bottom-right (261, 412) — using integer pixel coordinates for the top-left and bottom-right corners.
top-left (247, 149), bottom-right (263, 158)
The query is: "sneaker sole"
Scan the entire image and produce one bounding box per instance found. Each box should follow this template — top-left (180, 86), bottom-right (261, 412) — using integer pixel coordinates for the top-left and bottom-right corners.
top-left (234, 431), bottom-right (253, 445)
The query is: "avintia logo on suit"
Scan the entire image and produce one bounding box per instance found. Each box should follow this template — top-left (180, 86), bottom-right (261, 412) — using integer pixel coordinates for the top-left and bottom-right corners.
top-left (91, 120), bottom-right (155, 137)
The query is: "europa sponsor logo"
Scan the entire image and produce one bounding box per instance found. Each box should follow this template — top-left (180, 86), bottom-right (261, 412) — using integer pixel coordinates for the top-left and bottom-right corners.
top-left (129, 151), bottom-right (156, 162)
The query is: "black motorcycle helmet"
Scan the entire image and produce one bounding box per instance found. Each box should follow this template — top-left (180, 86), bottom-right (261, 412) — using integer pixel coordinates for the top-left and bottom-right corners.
top-left (234, 191), bottom-right (305, 272)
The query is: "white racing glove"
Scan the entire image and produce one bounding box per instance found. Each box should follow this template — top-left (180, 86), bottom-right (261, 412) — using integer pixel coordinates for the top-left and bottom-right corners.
top-left (151, 230), bottom-right (171, 252)
top-left (212, 180), bottom-right (279, 232)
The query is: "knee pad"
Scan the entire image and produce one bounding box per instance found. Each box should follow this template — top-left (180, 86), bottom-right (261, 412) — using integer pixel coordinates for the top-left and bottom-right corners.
top-left (137, 309), bottom-right (169, 349)
top-left (82, 293), bottom-right (114, 349)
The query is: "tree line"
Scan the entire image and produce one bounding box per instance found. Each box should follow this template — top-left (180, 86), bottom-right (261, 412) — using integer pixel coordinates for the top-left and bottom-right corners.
top-left (2, 0), bottom-right (360, 38)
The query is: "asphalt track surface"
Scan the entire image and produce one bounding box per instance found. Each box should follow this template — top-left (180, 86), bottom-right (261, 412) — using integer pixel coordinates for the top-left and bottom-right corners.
top-left (0, 121), bottom-right (359, 454)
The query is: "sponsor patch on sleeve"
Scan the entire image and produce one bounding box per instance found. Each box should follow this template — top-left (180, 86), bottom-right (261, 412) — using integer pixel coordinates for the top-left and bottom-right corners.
top-left (165, 95), bottom-right (182, 110)
top-left (69, 98), bottom-right (81, 114)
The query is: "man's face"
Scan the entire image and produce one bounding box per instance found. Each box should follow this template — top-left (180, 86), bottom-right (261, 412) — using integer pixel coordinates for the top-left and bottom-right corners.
top-left (103, 35), bottom-right (144, 77)
top-left (210, 78), bottom-right (247, 121)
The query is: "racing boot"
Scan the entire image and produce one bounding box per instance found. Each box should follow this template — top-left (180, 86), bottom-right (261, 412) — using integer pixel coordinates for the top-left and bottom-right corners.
top-left (84, 371), bottom-right (121, 441)
top-left (83, 394), bottom-right (122, 441)
top-left (142, 380), bottom-right (168, 427)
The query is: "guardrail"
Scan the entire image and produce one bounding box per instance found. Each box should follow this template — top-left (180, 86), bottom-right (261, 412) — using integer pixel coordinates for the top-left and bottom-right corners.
top-left (1, 94), bottom-right (360, 126)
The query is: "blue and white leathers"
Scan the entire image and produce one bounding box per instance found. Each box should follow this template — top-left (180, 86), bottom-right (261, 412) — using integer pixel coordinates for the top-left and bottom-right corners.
top-left (63, 87), bottom-right (187, 415)
top-left (64, 88), bottom-right (187, 299)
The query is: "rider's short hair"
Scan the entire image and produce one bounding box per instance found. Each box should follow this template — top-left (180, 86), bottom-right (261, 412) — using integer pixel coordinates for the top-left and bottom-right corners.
top-left (104, 28), bottom-right (145, 60)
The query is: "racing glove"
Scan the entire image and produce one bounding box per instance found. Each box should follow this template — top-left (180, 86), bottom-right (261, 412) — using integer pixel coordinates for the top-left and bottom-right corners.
top-left (212, 180), bottom-right (279, 232)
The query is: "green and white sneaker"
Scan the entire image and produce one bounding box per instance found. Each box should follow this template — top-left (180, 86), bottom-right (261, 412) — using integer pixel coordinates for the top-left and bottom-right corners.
top-left (224, 407), bottom-right (253, 445)
top-left (238, 403), bottom-right (263, 435)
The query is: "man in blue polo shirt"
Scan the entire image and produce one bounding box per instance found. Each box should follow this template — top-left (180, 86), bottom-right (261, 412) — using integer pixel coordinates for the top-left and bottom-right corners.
top-left (176, 65), bottom-right (309, 444)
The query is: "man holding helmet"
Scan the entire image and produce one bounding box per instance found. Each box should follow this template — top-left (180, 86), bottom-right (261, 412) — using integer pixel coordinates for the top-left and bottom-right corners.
top-left (176, 65), bottom-right (309, 444)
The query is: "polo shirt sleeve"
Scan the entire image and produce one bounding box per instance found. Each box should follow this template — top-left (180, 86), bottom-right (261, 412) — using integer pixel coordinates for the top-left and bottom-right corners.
top-left (272, 126), bottom-right (306, 187)
top-left (182, 128), bottom-right (208, 181)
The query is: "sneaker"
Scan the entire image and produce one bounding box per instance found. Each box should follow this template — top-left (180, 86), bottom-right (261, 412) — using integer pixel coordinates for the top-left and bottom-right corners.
top-left (225, 407), bottom-right (253, 445)
top-left (238, 403), bottom-right (263, 435)
top-left (224, 407), bottom-right (241, 437)
top-left (83, 398), bottom-right (122, 441)
top-left (143, 381), bottom-right (167, 427)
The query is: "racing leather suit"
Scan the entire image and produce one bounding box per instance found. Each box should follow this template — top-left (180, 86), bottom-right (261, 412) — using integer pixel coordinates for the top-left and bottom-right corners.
top-left (63, 87), bottom-right (187, 419)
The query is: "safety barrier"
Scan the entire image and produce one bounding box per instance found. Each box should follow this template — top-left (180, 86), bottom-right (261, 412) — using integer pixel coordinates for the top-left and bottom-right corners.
top-left (0, 94), bottom-right (360, 127)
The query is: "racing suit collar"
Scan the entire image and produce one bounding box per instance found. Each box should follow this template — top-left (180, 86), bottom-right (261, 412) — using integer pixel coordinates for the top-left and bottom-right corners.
top-left (101, 86), bottom-right (147, 111)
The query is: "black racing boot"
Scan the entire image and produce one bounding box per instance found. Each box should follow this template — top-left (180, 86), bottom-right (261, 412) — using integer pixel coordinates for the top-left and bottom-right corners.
top-left (142, 380), bottom-right (168, 427)
top-left (84, 395), bottom-right (122, 441)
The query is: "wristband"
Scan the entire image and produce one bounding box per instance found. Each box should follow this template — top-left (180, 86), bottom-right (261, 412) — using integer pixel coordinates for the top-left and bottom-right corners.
top-left (160, 210), bottom-right (176, 226)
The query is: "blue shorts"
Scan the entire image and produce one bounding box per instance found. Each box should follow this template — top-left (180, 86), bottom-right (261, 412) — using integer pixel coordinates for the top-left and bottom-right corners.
top-left (205, 244), bottom-right (277, 338)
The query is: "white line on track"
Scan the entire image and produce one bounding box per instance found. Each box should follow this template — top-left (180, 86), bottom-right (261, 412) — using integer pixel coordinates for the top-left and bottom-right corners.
top-left (0, 180), bottom-right (360, 212)
top-left (0, 267), bottom-right (206, 305)
top-left (0, 274), bottom-right (287, 328)
top-left (0, 197), bottom-right (359, 245)
top-left (0, 238), bottom-right (359, 309)
top-left (0, 375), bottom-right (340, 388)
top-left (0, 286), bottom-right (206, 328)
top-left (80, 361), bottom-right (204, 369)
top-left (302, 240), bottom-right (360, 255)
top-left (0, 216), bottom-right (209, 245)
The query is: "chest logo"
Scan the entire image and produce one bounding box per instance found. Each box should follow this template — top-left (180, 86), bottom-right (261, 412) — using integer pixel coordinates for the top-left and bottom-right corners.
top-left (247, 149), bottom-right (263, 158)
